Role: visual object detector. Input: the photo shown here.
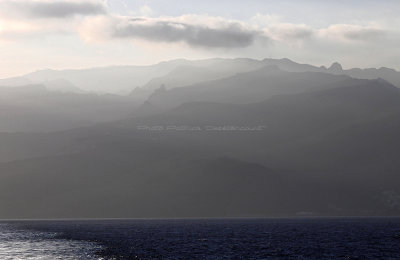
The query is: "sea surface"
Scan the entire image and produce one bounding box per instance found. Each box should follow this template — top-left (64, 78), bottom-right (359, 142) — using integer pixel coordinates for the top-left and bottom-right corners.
top-left (0, 217), bottom-right (400, 259)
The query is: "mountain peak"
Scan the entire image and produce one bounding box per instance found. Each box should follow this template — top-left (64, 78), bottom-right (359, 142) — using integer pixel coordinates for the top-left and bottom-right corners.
top-left (328, 62), bottom-right (343, 73)
top-left (279, 58), bottom-right (293, 63)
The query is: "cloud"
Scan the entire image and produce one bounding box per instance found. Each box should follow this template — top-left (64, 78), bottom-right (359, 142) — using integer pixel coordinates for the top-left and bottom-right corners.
top-left (80, 15), bottom-right (263, 48)
top-left (0, 0), bottom-right (106, 19)
top-left (264, 23), bottom-right (314, 41)
top-left (0, 5), bottom-right (391, 53)
top-left (320, 24), bottom-right (385, 42)
top-left (251, 14), bottom-right (314, 41)
top-left (79, 14), bottom-right (390, 50)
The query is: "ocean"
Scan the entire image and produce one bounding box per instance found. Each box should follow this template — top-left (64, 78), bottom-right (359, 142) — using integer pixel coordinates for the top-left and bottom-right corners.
top-left (0, 217), bottom-right (400, 259)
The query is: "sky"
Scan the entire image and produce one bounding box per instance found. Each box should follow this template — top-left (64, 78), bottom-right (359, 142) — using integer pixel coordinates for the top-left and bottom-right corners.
top-left (0, 0), bottom-right (400, 78)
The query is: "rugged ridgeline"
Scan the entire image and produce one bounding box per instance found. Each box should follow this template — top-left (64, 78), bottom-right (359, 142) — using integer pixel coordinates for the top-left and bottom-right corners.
top-left (0, 59), bottom-right (400, 218)
top-left (2, 57), bottom-right (400, 93)
top-left (1, 58), bottom-right (400, 132)
top-left (0, 58), bottom-right (265, 93)
top-left (0, 58), bottom-right (267, 132)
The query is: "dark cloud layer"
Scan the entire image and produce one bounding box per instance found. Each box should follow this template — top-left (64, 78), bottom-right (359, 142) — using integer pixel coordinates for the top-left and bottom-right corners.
top-left (4, 0), bottom-right (106, 18)
top-left (112, 19), bottom-right (260, 48)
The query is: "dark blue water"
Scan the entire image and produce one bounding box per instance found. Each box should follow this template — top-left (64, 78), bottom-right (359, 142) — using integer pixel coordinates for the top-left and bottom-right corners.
top-left (1, 217), bottom-right (400, 259)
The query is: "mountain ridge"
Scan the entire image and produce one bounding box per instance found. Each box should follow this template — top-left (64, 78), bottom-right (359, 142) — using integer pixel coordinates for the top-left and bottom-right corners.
top-left (2, 57), bottom-right (400, 94)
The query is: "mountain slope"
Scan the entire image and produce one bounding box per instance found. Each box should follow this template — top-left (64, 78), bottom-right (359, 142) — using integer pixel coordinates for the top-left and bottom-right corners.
top-left (0, 77), bottom-right (400, 217)
top-left (141, 58), bottom-right (265, 91)
top-left (262, 58), bottom-right (400, 87)
top-left (0, 84), bottom-right (139, 132)
top-left (145, 66), bottom-right (354, 111)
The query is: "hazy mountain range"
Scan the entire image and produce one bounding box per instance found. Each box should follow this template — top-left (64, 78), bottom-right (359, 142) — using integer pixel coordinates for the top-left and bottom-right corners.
top-left (0, 58), bottom-right (400, 218)
top-left (2, 57), bottom-right (400, 93)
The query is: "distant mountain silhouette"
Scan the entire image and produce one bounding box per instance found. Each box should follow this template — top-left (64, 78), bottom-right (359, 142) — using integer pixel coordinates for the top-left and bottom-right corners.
top-left (145, 66), bottom-right (352, 111)
top-left (0, 84), bottom-right (138, 132)
top-left (328, 62), bottom-right (343, 74)
top-left (0, 71), bottom-right (400, 218)
top-left (2, 57), bottom-right (400, 94)
top-left (0, 76), bottom-right (32, 87)
top-left (261, 58), bottom-right (400, 87)
top-left (141, 59), bottom-right (265, 91)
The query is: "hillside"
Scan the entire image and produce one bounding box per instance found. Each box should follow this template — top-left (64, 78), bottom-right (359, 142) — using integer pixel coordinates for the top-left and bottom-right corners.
top-left (0, 75), bottom-right (399, 218)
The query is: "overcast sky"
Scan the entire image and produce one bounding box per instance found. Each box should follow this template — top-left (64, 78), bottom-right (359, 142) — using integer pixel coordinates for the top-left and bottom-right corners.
top-left (1, 0), bottom-right (399, 77)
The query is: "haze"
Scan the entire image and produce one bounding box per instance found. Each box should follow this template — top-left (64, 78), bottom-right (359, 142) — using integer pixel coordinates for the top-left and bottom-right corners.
top-left (1, 0), bottom-right (400, 219)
